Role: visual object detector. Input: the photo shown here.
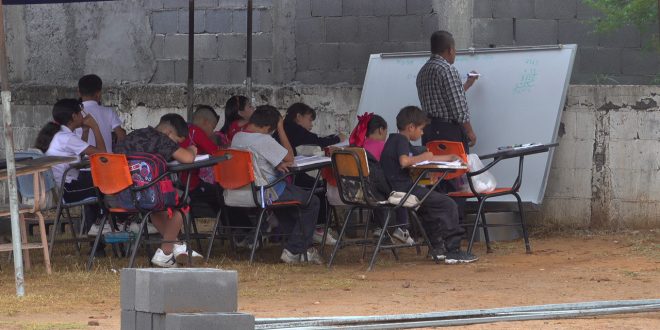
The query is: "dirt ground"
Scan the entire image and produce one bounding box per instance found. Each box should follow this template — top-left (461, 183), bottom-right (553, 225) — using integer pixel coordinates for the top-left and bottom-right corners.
top-left (0, 229), bottom-right (658, 329)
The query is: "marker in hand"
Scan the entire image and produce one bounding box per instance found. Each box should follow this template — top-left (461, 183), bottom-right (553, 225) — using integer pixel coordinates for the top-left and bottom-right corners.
top-left (467, 72), bottom-right (481, 78)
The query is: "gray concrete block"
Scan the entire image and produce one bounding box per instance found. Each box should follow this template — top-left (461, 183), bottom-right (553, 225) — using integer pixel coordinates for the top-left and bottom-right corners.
top-left (401, 41), bottom-right (428, 52)
top-left (163, 0), bottom-right (185, 9)
top-left (422, 14), bottom-right (438, 37)
top-left (194, 34), bottom-right (218, 60)
top-left (295, 44), bottom-right (310, 71)
top-left (205, 9), bottom-right (232, 33)
top-left (557, 19), bottom-right (599, 46)
top-left (232, 9), bottom-right (248, 33)
top-left (121, 269), bottom-right (136, 311)
top-left (374, 0), bottom-right (406, 16)
top-left (577, 47), bottom-right (622, 74)
top-left (198, 60), bottom-right (231, 84)
top-left (326, 16), bottom-right (359, 42)
top-left (191, 0), bottom-right (219, 9)
top-left (152, 10), bottom-right (179, 35)
top-left (135, 312), bottom-right (153, 330)
top-left (253, 33), bottom-right (273, 60)
top-left (253, 60), bottom-right (274, 84)
top-left (217, 0), bottom-right (248, 8)
top-left (256, 9), bottom-right (273, 33)
top-left (163, 34), bottom-right (188, 59)
top-left (621, 49), bottom-right (659, 75)
top-left (388, 15), bottom-right (423, 42)
top-left (406, 0), bottom-right (433, 14)
top-left (339, 43), bottom-right (371, 70)
top-left (493, 0), bottom-right (534, 18)
top-left (174, 60), bottom-right (189, 84)
top-left (472, 18), bottom-right (514, 47)
top-left (599, 25), bottom-right (641, 48)
top-left (152, 60), bottom-right (176, 83)
top-left (296, 0), bottom-right (311, 17)
top-left (295, 17), bottom-right (325, 43)
top-left (132, 269), bottom-right (238, 314)
top-left (577, 0), bottom-right (603, 19)
top-left (218, 34), bottom-right (246, 59)
top-left (295, 70), bottom-right (325, 84)
top-left (165, 312), bottom-right (255, 330)
top-left (473, 0), bottom-right (493, 18)
top-left (515, 19), bottom-right (557, 45)
top-left (326, 69), bottom-right (359, 84)
top-left (144, 0), bottom-right (164, 10)
top-left (358, 16), bottom-right (388, 43)
top-left (121, 310), bottom-right (136, 330)
top-left (152, 34), bottom-right (165, 59)
top-left (308, 43), bottom-right (339, 70)
top-left (311, 0), bottom-right (342, 17)
top-left (229, 60), bottom-right (247, 84)
top-left (343, 0), bottom-right (374, 16)
top-left (534, 0), bottom-right (577, 19)
top-left (179, 9), bottom-right (206, 34)
top-left (153, 313), bottom-right (167, 330)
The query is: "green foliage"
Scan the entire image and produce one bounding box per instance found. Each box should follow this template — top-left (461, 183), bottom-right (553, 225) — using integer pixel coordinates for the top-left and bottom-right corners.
top-left (586, 0), bottom-right (660, 50)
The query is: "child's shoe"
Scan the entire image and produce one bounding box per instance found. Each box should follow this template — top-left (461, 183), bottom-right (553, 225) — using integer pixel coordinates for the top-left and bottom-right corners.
top-left (391, 228), bottom-right (415, 245)
top-left (280, 248), bottom-right (301, 264)
top-left (444, 250), bottom-right (479, 264)
top-left (304, 247), bottom-right (324, 265)
top-left (151, 248), bottom-right (177, 268)
top-left (313, 228), bottom-right (337, 245)
top-left (173, 243), bottom-right (203, 265)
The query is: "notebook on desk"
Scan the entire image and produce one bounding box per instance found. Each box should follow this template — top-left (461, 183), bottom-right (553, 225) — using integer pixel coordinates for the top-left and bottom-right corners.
top-left (293, 155), bottom-right (331, 167)
top-left (412, 160), bottom-right (464, 168)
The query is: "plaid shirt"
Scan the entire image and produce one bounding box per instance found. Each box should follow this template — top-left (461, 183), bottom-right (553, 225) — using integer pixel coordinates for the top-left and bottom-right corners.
top-left (416, 55), bottom-right (470, 123)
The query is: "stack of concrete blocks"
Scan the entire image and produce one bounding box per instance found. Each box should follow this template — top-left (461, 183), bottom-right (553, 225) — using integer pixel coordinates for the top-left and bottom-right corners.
top-left (121, 268), bottom-right (254, 330)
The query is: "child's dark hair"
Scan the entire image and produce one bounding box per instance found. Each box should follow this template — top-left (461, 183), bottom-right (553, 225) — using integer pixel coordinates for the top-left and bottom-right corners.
top-left (367, 115), bottom-right (387, 136)
top-left (159, 113), bottom-right (189, 138)
top-left (78, 74), bottom-right (102, 97)
top-left (34, 99), bottom-right (83, 152)
top-left (285, 102), bottom-right (316, 123)
top-left (220, 95), bottom-right (249, 133)
top-left (249, 105), bottom-right (281, 131)
top-left (194, 104), bottom-right (220, 123)
top-left (396, 106), bottom-right (429, 130)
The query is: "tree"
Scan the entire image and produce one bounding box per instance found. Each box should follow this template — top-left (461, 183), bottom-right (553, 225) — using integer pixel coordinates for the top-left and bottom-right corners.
top-left (586, 0), bottom-right (660, 50)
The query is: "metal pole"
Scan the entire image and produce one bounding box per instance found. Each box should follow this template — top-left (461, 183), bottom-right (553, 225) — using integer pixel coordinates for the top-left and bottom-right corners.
top-left (0, 0), bottom-right (25, 297)
top-left (187, 0), bottom-right (195, 122)
top-left (246, 0), bottom-right (253, 102)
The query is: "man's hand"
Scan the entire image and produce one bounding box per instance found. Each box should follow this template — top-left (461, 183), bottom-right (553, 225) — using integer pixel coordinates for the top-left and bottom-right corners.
top-left (467, 131), bottom-right (477, 147)
top-left (464, 70), bottom-right (479, 91)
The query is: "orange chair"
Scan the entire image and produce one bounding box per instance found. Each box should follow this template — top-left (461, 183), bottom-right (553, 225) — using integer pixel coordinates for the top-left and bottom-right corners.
top-left (205, 149), bottom-right (306, 264)
top-left (426, 140), bottom-right (531, 255)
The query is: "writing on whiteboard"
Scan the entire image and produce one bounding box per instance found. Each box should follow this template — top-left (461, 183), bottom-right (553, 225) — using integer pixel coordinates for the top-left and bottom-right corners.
top-left (513, 58), bottom-right (540, 94)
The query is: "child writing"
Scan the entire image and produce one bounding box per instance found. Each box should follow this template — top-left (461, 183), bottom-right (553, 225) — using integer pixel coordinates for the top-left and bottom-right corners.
top-left (115, 113), bottom-right (202, 268)
top-left (77, 74), bottom-right (126, 152)
top-left (34, 99), bottom-right (107, 237)
top-left (220, 95), bottom-right (254, 143)
top-left (230, 105), bottom-right (323, 264)
top-left (380, 106), bottom-right (478, 264)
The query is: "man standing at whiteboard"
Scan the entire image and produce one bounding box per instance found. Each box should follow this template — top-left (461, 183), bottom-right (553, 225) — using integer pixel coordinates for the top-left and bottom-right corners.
top-left (416, 30), bottom-right (478, 151)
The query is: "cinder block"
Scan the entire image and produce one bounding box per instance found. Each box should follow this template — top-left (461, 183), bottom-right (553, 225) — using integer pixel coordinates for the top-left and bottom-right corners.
top-left (358, 16), bottom-right (388, 43)
top-left (121, 310), bottom-right (136, 330)
top-left (178, 9), bottom-right (205, 33)
top-left (388, 15), bottom-right (423, 42)
top-left (311, 0), bottom-right (341, 17)
top-left (339, 43), bottom-right (371, 70)
top-left (295, 0), bottom-right (311, 17)
top-left (218, 34), bottom-right (246, 59)
top-left (326, 17), bottom-right (359, 42)
top-left (252, 33), bottom-right (273, 60)
top-left (557, 19), bottom-right (599, 46)
top-left (374, 0), bottom-right (405, 16)
top-left (232, 9), bottom-right (247, 33)
top-left (121, 269), bottom-right (136, 311)
top-left (493, 0), bottom-right (534, 18)
top-left (256, 9), bottom-right (273, 33)
top-left (422, 14), bottom-right (438, 37)
top-left (194, 34), bottom-right (219, 60)
top-left (473, 0), bottom-right (493, 18)
top-left (152, 10), bottom-right (179, 35)
top-left (174, 60), bottom-right (189, 84)
top-left (163, 0), bottom-right (184, 9)
top-left (135, 312), bottom-right (153, 330)
top-left (152, 313), bottom-right (167, 330)
top-left (401, 42), bottom-right (428, 52)
top-left (599, 25), bottom-right (641, 48)
top-left (295, 70), bottom-right (325, 84)
top-left (577, 1), bottom-right (603, 19)
top-left (308, 43), bottom-right (339, 70)
top-left (534, 0), bottom-right (577, 19)
top-left (472, 18), bottom-right (514, 47)
top-left (165, 312), bottom-right (255, 330)
top-left (191, 0), bottom-right (219, 9)
top-left (152, 34), bottom-right (165, 59)
top-left (515, 19), bottom-right (557, 45)
top-left (326, 69), bottom-right (359, 84)
top-left (406, 0), bottom-right (433, 14)
top-left (577, 47), bottom-right (622, 74)
top-left (131, 268), bottom-right (238, 314)
top-left (163, 34), bottom-right (188, 59)
top-left (295, 17), bottom-right (325, 44)
top-left (253, 60), bottom-right (274, 85)
top-left (143, 0), bottom-right (163, 11)
top-left (198, 60), bottom-right (231, 85)
top-left (228, 60), bottom-right (247, 84)
top-left (295, 44), bottom-right (310, 71)
top-left (205, 9), bottom-right (232, 33)
top-left (343, 0), bottom-right (373, 16)
top-left (621, 49), bottom-right (659, 75)
top-left (152, 60), bottom-right (176, 84)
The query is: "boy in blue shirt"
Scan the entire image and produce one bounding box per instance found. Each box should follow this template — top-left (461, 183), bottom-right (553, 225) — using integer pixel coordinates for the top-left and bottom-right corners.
top-left (380, 106), bottom-right (478, 264)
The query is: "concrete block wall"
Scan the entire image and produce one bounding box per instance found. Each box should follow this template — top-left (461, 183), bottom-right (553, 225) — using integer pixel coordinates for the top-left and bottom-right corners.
top-left (472, 0), bottom-right (660, 85)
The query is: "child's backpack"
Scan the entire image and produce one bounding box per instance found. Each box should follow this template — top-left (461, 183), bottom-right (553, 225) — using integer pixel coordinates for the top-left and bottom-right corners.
top-left (106, 152), bottom-right (179, 211)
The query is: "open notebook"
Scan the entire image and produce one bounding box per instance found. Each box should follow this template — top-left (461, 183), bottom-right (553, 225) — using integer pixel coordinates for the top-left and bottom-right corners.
top-left (293, 155), bottom-right (331, 167)
top-left (412, 160), bottom-right (465, 168)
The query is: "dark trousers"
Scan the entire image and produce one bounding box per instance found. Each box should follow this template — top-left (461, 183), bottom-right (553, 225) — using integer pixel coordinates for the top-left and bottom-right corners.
top-left (273, 184), bottom-right (319, 254)
top-left (63, 171), bottom-right (100, 232)
top-left (411, 186), bottom-right (465, 252)
top-left (189, 181), bottom-right (223, 216)
top-left (294, 172), bottom-right (328, 226)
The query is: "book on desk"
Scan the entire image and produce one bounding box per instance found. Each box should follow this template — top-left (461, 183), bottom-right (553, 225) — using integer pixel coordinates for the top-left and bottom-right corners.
top-left (411, 160), bottom-right (465, 168)
top-left (293, 155), bottom-right (331, 167)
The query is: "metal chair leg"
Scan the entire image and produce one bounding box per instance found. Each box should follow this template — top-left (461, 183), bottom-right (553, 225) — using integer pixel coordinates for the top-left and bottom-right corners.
top-left (205, 209), bottom-right (222, 262)
top-left (191, 217), bottom-right (203, 252)
top-left (86, 214), bottom-right (108, 271)
top-left (361, 208), bottom-right (370, 261)
top-left (248, 209), bottom-right (267, 265)
top-left (182, 210), bottom-right (193, 267)
top-left (48, 204), bottom-right (64, 260)
top-left (327, 207), bottom-right (355, 269)
top-left (319, 200), bottom-right (332, 256)
top-left (480, 207), bottom-right (493, 253)
top-left (409, 211), bottom-right (439, 263)
top-left (467, 198), bottom-right (487, 255)
top-left (128, 213), bottom-right (150, 268)
top-left (514, 193), bottom-right (532, 253)
top-left (368, 209), bottom-right (392, 271)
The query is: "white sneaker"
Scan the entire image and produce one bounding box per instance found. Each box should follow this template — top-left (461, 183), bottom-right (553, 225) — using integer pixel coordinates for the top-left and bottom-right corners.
top-left (151, 248), bottom-right (177, 268)
top-left (391, 228), bottom-right (415, 246)
top-left (304, 247), bottom-right (324, 265)
top-left (173, 243), bottom-right (203, 265)
top-left (87, 223), bottom-right (112, 236)
top-left (280, 248), bottom-right (302, 264)
top-left (313, 228), bottom-right (337, 245)
top-left (128, 222), bottom-right (158, 235)
top-left (372, 227), bottom-right (383, 238)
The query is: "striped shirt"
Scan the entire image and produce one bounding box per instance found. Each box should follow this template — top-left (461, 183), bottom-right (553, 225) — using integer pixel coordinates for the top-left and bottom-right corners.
top-left (416, 54), bottom-right (470, 123)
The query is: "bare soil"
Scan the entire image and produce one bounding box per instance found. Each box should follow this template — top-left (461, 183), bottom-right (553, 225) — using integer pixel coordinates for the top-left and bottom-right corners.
top-left (0, 229), bottom-right (658, 329)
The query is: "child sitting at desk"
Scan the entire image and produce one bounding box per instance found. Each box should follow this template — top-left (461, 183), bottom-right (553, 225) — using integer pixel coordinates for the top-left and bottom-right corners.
top-left (230, 105), bottom-right (322, 264)
top-left (380, 106), bottom-right (477, 264)
top-left (115, 113), bottom-right (202, 268)
top-left (220, 95), bottom-right (254, 143)
top-left (34, 99), bottom-right (107, 240)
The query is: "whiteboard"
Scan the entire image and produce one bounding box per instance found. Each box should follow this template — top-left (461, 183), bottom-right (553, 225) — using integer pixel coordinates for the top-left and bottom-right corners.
top-left (356, 45), bottom-right (577, 205)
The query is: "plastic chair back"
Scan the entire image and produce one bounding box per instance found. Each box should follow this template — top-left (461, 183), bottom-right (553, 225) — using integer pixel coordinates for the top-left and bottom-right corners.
top-left (90, 153), bottom-right (133, 195)
top-left (213, 149), bottom-right (255, 189)
top-left (331, 147), bottom-right (380, 206)
top-left (425, 140), bottom-right (468, 180)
